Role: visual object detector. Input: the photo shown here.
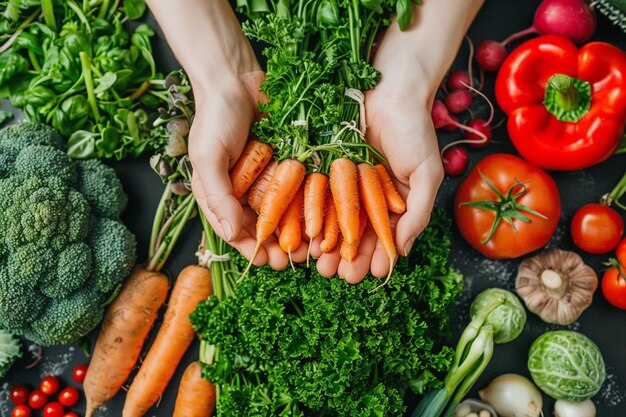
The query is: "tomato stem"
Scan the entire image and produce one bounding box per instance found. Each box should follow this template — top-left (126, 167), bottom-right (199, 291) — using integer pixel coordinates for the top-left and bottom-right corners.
top-left (605, 170), bottom-right (626, 211)
top-left (459, 170), bottom-right (547, 244)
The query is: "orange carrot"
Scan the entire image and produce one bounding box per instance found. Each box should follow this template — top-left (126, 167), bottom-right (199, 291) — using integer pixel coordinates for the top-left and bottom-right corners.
top-left (122, 265), bottom-right (213, 417)
top-left (330, 158), bottom-right (360, 245)
top-left (84, 267), bottom-right (170, 417)
top-left (279, 184), bottom-right (304, 257)
top-left (244, 158), bottom-right (306, 275)
top-left (320, 192), bottom-right (339, 253)
top-left (375, 164), bottom-right (406, 214)
top-left (340, 208), bottom-right (368, 262)
top-left (248, 160), bottom-right (278, 214)
top-left (229, 140), bottom-right (273, 199)
top-left (304, 172), bottom-right (328, 239)
top-left (172, 361), bottom-right (216, 417)
top-left (357, 163), bottom-right (397, 282)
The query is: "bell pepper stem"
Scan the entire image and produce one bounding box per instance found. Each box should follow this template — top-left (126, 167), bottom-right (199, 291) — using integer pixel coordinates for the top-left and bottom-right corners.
top-left (544, 73), bottom-right (591, 123)
top-left (549, 74), bottom-right (578, 111)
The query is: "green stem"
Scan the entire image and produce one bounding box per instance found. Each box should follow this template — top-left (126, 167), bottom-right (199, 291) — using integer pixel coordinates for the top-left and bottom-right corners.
top-left (97, 0), bottom-right (111, 19)
top-left (549, 74), bottom-right (578, 110)
top-left (41, 0), bottom-right (56, 31)
top-left (146, 194), bottom-right (195, 272)
top-left (67, 0), bottom-right (91, 30)
top-left (28, 50), bottom-right (41, 72)
top-left (149, 184), bottom-right (172, 259)
top-left (79, 51), bottom-right (101, 122)
top-left (616, 135), bottom-right (626, 155)
top-left (606, 170), bottom-right (626, 211)
top-left (445, 325), bottom-right (493, 392)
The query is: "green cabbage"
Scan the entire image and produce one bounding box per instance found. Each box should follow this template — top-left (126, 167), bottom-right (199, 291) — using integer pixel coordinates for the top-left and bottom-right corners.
top-left (528, 330), bottom-right (606, 401)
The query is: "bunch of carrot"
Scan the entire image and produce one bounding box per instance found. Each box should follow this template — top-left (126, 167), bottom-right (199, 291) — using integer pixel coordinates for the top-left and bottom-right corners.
top-left (232, 138), bottom-right (407, 281)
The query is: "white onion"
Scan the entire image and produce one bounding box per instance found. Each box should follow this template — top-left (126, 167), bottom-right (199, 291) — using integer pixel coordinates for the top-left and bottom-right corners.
top-left (479, 374), bottom-right (543, 417)
top-left (554, 399), bottom-right (596, 417)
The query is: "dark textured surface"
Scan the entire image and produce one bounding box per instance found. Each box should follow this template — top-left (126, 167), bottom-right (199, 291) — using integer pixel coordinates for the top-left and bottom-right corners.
top-left (3, 1), bottom-right (626, 416)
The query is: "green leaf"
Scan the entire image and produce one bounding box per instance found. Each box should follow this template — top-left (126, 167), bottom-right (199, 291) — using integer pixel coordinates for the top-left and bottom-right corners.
top-left (396, 0), bottom-right (413, 31)
top-left (124, 0), bottom-right (146, 20)
top-left (67, 130), bottom-right (97, 159)
top-left (96, 125), bottom-right (121, 157)
top-left (130, 24), bottom-right (155, 78)
top-left (0, 110), bottom-right (14, 125)
top-left (93, 71), bottom-right (117, 95)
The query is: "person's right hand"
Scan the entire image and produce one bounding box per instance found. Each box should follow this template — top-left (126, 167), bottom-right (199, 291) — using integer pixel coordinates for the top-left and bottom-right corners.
top-left (189, 72), bottom-right (290, 270)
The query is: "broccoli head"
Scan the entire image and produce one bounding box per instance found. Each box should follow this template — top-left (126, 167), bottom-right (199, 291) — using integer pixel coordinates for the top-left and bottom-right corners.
top-left (76, 159), bottom-right (128, 219)
top-left (0, 123), bottom-right (136, 346)
top-left (0, 122), bottom-right (65, 178)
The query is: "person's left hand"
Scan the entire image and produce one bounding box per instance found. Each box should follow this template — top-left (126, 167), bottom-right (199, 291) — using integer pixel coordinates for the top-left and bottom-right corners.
top-left (313, 74), bottom-right (444, 283)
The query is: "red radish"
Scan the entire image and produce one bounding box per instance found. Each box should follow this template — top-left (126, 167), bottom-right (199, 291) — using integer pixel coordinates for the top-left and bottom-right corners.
top-left (442, 147), bottom-right (469, 177)
top-left (444, 89), bottom-right (474, 114)
top-left (464, 119), bottom-right (492, 149)
top-left (446, 70), bottom-right (471, 91)
top-left (475, 0), bottom-right (596, 72)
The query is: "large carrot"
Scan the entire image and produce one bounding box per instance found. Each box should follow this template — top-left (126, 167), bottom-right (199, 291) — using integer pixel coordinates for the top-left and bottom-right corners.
top-left (279, 184), bottom-right (304, 259)
top-left (229, 140), bottom-right (273, 199)
top-left (172, 361), bottom-right (216, 417)
top-left (320, 192), bottom-right (339, 253)
top-left (84, 266), bottom-right (169, 417)
top-left (357, 163), bottom-right (397, 283)
top-left (304, 172), bottom-right (328, 263)
top-left (330, 158), bottom-right (360, 245)
top-left (375, 164), bottom-right (406, 214)
top-left (243, 158), bottom-right (306, 275)
top-left (340, 208), bottom-right (368, 263)
top-left (122, 265), bottom-right (213, 417)
top-left (248, 160), bottom-right (277, 214)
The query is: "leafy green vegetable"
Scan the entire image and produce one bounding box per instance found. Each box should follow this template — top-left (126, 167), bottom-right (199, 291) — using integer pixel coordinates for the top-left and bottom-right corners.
top-left (528, 330), bottom-right (606, 402)
top-left (0, 328), bottom-right (20, 377)
top-left (0, 0), bottom-right (173, 160)
top-left (0, 122), bottom-right (136, 345)
top-left (412, 288), bottom-right (527, 417)
top-left (469, 288), bottom-right (526, 344)
top-left (191, 208), bottom-right (463, 416)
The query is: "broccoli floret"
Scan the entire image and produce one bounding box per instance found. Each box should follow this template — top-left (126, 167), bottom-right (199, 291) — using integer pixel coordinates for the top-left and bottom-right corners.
top-left (28, 288), bottom-right (104, 346)
top-left (0, 122), bottom-right (64, 178)
top-left (0, 328), bottom-right (21, 378)
top-left (89, 218), bottom-right (137, 294)
top-left (0, 123), bottom-right (136, 346)
top-left (76, 159), bottom-right (128, 219)
top-left (15, 145), bottom-right (77, 184)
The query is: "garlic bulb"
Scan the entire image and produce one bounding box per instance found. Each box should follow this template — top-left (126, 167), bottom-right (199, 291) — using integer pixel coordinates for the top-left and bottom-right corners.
top-left (516, 248), bottom-right (597, 325)
top-left (554, 399), bottom-right (596, 417)
top-left (479, 374), bottom-right (543, 417)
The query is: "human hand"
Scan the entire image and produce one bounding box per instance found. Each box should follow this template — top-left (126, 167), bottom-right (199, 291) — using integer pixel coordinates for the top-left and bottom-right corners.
top-left (190, 72), bottom-right (291, 270)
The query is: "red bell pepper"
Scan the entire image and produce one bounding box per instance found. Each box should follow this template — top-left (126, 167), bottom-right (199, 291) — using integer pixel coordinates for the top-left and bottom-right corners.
top-left (495, 35), bottom-right (626, 171)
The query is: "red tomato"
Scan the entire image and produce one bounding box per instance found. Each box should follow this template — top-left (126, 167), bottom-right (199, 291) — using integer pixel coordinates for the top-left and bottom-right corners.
top-left (11, 405), bottom-right (31, 417)
top-left (28, 390), bottom-right (48, 409)
top-left (571, 204), bottom-right (624, 254)
top-left (43, 402), bottom-right (65, 417)
top-left (40, 376), bottom-right (60, 395)
top-left (58, 387), bottom-right (80, 407)
top-left (72, 363), bottom-right (88, 384)
top-left (9, 385), bottom-right (29, 405)
top-left (602, 267), bottom-right (626, 310)
top-left (62, 414), bottom-right (79, 417)
top-left (454, 153), bottom-right (561, 259)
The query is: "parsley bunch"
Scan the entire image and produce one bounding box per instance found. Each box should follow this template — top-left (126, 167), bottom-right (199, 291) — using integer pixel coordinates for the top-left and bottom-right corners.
top-left (191, 209), bottom-right (462, 417)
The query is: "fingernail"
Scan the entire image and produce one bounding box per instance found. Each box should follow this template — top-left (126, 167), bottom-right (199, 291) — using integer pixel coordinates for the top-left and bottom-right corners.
top-left (403, 237), bottom-right (416, 256)
top-left (220, 220), bottom-right (233, 242)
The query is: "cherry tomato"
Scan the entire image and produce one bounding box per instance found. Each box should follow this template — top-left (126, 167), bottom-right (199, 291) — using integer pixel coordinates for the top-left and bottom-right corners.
top-left (72, 363), bottom-right (88, 384)
top-left (9, 385), bottom-right (29, 405)
top-left (62, 413), bottom-right (80, 417)
top-left (11, 405), bottom-right (31, 417)
top-left (571, 204), bottom-right (624, 254)
top-left (58, 387), bottom-right (80, 407)
top-left (40, 376), bottom-right (60, 395)
top-left (602, 267), bottom-right (626, 310)
top-left (28, 390), bottom-right (48, 409)
top-left (454, 154), bottom-right (560, 259)
top-left (43, 402), bottom-right (65, 417)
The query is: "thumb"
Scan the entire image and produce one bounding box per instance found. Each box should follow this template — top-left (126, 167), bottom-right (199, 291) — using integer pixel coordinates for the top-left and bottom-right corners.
top-left (395, 164), bottom-right (443, 256)
top-left (190, 143), bottom-right (244, 242)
